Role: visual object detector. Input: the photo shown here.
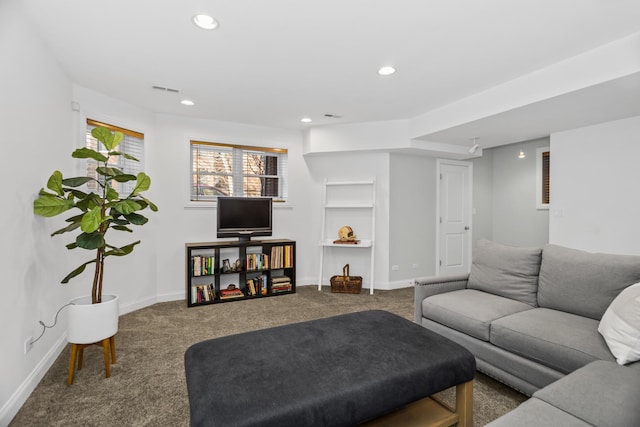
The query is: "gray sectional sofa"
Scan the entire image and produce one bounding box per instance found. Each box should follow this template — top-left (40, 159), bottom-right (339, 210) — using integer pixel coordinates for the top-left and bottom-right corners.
top-left (415, 240), bottom-right (640, 425)
top-left (487, 360), bottom-right (640, 426)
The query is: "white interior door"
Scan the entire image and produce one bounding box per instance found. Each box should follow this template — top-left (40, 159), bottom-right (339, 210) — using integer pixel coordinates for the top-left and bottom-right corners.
top-left (437, 160), bottom-right (472, 276)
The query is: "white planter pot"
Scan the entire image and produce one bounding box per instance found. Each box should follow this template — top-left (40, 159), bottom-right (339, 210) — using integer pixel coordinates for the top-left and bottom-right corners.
top-left (67, 294), bottom-right (119, 344)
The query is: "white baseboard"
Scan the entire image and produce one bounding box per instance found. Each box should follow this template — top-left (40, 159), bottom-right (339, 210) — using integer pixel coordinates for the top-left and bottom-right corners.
top-left (156, 291), bottom-right (185, 303)
top-left (118, 295), bottom-right (158, 316)
top-left (0, 333), bottom-right (68, 427)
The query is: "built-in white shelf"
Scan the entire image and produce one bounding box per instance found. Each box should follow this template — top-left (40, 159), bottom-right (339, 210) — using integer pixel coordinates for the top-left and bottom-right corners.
top-left (324, 203), bottom-right (374, 209)
top-left (318, 179), bottom-right (376, 294)
top-left (319, 239), bottom-right (373, 248)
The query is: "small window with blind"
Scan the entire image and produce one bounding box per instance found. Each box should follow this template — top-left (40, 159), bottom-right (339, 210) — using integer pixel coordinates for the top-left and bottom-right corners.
top-left (190, 141), bottom-right (288, 202)
top-left (85, 119), bottom-right (145, 195)
top-left (536, 147), bottom-right (550, 210)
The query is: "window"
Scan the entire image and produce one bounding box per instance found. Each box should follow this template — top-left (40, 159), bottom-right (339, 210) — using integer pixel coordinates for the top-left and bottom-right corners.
top-left (85, 119), bottom-right (145, 195)
top-left (190, 141), bottom-right (288, 202)
top-left (536, 147), bottom-right (550, 209)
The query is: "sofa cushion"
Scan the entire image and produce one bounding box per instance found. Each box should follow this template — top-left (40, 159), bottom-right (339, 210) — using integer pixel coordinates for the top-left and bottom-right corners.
top-left (468, 239), bottom-right (542, 306)
top-left (537, 244), bottom-right (640, 320)
top-left (534, 360), bottom-right (640, 427)
top-left (490, 308), bottom-right (615, 374)
top-left (485, 397), bottom-right (591, 427)
top-left (422, 289), bottom-right (533, 341)
top-left (598, 282), bottom-right (640, 365)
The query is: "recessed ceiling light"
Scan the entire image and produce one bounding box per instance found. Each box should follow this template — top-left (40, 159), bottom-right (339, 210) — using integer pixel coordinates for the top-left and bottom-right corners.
top-left (300, 117), bottom-right (312, 123)
top-left (192, 14), bottom-right (219, 30)
top-left (181, 99), bottom-right (195, 106)
top-left (377, 66), bottom-right (396, 76)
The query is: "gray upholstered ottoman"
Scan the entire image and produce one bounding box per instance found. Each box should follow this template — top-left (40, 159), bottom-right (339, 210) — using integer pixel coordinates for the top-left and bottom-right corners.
top-left (184, 310), bottom-right (476, 427)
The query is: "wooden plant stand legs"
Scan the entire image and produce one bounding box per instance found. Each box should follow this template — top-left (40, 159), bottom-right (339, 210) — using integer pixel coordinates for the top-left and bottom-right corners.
top-left (67, 335), bottom-right (116, 385)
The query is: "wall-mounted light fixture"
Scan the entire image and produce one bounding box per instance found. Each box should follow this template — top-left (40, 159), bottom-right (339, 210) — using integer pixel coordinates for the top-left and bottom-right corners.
top-left (518, 150), bottom-right (526, 159)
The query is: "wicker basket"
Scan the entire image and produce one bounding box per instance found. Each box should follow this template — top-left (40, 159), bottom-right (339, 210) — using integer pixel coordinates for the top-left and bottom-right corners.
top-left (330, 264), bottom-right (362, 294)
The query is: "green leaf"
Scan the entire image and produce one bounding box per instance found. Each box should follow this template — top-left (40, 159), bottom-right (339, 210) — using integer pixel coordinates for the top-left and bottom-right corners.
top-left (61, 260), bottom-right (96, 284)
top-left (106, 186), bottom-right (119, 201)
top-left (104, 240), bottom-right (140, 257)
top-left (80, 206), bottom-right (103, 233)
top-left (111, 174), bottom-right (137, 183)
top-left (34, 194), bottom-right (73, 217)
top-left (131, 172), bottom-right (151, 195)
top-left (65, 214), bottom-right (84, 223)
top-left (110, 151), bottom-right (139, 162)
top-left (91, 127), bottom-right (123, 151)
top-left (112, 225), bottom-right (133, 232)
top-left (124, 212), bottom-right (148, 225)
top-left (65, 242), bottom-right (77, 250)
top-left (51, 221), bottom-right (81, 236)
top-left (110, 217), bottom-right (129, 226)
top-left (76, 232), bottom-right (105, 250)
top-left (62, 176), bottom-right (93, 187)
top-left (96, 166), bottom-right (124, 177)
top-left (114, 200), bottom-right (141, 215)
top-left (75, 193), bottom-right (102, 212)
top-left (46, 171), bottom-right (64, 196)
top-left (141, 196), bottom-right (159, 212)
top-left (72, 147), bottom-right (108, 162)
top-left (68, 188), bottom-right (89, 199)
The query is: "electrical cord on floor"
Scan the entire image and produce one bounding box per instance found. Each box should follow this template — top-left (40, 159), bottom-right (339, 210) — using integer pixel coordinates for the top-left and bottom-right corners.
top-left (30, 303), bottom-right (75, 345)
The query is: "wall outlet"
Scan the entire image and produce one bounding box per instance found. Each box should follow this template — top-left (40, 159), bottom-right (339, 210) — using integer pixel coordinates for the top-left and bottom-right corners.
top-left (412, 263), bottom-right (419, 269)
top-left (391, 265), bottom-right (399, 271)
top-left (24, 337), bottom-right (33, 354)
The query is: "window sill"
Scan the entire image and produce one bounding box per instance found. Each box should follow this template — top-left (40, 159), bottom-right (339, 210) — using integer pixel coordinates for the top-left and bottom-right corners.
top-left (184, 201), bottom-right (293, 209)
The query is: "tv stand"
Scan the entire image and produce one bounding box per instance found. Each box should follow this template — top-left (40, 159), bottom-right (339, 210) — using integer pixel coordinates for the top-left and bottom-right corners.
top-left (185, 239), bottom-right (295, 307)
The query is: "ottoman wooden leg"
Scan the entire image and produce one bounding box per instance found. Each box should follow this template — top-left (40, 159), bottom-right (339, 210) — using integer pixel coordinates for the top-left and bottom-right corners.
top-left (455, 380), bottom-right (474, 427)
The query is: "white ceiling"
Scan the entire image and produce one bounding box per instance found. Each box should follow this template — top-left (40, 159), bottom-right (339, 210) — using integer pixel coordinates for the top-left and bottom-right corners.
top-left (19, 0), bottom-right (640, 146)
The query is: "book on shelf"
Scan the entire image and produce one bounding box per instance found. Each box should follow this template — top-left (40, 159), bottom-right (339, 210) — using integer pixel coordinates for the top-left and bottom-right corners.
top-left (192, 283), bottom-right (216, 303)
top-left (220, 285), bottom-right (244, 300)
top-left (271, 276), bottom-right (291, 284)
top-left (271, 283), bottom-right (292, 293)
top-left (191, 255), bottom-right (215, 276)
top-left (246, 253), bottom-right (269, 271)
top-left (246, 279), bottom-right (257, 296)
top-left (270, 245), bottom-right (294, 269)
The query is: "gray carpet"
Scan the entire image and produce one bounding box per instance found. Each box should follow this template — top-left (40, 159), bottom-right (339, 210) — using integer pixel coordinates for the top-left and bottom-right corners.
top-left (11, 286), bottom-right (526, 426)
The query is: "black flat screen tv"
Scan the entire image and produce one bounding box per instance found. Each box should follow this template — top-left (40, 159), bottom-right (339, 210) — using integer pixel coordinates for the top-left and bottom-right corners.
top-left (217, 196), bottom-right (273, 241)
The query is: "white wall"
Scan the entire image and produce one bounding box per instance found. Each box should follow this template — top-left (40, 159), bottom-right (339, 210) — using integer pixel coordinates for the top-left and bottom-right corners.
top-left (0, 1), bottom-right (74, 422)
top-left (550, 115), bottom-right (640, 255)
top-left (389, 153), bottom-right (438, 283)
top-left (472, 137), bottom-right (550, 247)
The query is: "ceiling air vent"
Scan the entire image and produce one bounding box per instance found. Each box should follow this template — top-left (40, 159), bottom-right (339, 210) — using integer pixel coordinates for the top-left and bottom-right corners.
top-left (152, 85), bottom-right (180, 94)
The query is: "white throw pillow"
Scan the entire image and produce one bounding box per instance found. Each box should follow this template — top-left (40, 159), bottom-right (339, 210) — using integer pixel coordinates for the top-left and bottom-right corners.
top-left (598, 282), bottom-right (640, 365)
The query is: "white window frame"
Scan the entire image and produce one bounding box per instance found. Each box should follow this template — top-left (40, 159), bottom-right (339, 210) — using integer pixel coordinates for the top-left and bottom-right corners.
top-left (189, 140), bottom-right (288, 203)
top-left (536, 146), bottom-right (550, 210)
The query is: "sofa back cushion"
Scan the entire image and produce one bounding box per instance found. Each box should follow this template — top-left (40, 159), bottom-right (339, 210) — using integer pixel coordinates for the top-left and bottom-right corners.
top-left (468, 239), bottom-right (542, 306)
top-left (537, 244), bottom-right (640, 320)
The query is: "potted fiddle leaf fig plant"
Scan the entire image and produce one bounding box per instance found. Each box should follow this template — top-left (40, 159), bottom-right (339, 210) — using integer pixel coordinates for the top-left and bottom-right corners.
top-left (33, 125), bottom-right (157, 344)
